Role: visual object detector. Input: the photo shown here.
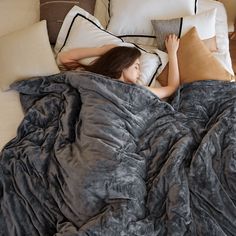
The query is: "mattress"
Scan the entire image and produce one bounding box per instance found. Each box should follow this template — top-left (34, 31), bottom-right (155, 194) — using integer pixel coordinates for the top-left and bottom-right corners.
top-left (0, 0), bottom-right (234, 151)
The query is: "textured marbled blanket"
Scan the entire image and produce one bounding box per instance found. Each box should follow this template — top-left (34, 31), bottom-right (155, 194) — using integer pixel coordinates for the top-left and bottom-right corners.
top-left (1, 71), bottom-right (236, 235)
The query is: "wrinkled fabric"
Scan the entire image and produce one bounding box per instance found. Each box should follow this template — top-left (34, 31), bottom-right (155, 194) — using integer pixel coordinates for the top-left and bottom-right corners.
top-left (0, 71), bottom-right (236, 236)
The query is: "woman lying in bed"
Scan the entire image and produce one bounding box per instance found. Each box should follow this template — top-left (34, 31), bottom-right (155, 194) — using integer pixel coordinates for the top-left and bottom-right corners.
top-left (57, 34), bottom-right (179, 99)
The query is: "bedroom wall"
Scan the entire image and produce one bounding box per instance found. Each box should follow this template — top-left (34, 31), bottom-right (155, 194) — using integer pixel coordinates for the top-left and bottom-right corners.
top-left (0, 0), bottom-right (40, 37)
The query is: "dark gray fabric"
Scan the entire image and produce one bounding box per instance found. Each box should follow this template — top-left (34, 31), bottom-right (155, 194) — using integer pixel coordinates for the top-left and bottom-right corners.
top-left (1, 71), bottom-right (236, 235)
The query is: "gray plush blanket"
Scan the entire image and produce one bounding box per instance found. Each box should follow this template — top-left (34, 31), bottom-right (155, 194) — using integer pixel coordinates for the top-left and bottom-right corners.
top-left (0, 71), bottom-right (236, 236)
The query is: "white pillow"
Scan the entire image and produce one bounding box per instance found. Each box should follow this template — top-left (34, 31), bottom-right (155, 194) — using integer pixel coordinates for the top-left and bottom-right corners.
top-left (54, 6), bottom-right (162, 86)
top-left (105, 0), bottom-right (198, 46)
top-left (0, 20), bottom-right (60, 91)
top-left (152, 8), bottom-right (217, 51)
top-left (198, 0), bottom-right (234, 76)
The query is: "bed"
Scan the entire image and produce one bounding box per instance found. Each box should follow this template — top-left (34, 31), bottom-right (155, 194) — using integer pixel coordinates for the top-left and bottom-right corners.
top-left (0, 0), bottom-right (236, 235)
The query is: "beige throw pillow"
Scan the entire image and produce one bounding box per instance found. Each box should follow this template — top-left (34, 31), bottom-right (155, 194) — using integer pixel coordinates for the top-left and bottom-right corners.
top-left (0, 20), bottom-right (60, 91)
top-left (0, 0), bottom-right (40, 37)
top-left (157, 27), bottom-right (235, 86)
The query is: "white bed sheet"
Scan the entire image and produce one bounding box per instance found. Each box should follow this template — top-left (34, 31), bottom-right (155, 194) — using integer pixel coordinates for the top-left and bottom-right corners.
top-left (0, 0), bottom-right (234, 151)
top-left (0, 90), bottom-right (24, 150)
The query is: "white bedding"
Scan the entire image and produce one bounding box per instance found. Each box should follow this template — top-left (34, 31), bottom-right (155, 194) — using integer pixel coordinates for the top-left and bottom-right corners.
top-left (198, 0), bottom-right (234, 75)
top-left (0, 0), bottom-right (234, 151)
top-left (0, 91), bottom-right (24, 150)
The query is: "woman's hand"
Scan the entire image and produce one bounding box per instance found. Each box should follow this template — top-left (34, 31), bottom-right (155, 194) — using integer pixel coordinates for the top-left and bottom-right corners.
top-left (165, 34), bottom-right (179, 57)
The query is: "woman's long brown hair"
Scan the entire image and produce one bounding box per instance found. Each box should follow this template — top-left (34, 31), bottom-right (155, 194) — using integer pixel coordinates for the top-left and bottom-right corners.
top-left (82, 46), bottom-right (141, 79)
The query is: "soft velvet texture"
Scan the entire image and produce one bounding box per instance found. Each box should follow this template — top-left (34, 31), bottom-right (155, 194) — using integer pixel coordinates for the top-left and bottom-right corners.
top-left (0, 71), bottom-right (236, 235)
top-left (157, 27), bottom-right (234, 86)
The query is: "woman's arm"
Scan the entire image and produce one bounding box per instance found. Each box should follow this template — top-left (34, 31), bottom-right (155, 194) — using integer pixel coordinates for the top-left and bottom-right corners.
top-left (58, 44), bottom-right (117, 65)
top-left (147, 34), bottom-right (180, 99)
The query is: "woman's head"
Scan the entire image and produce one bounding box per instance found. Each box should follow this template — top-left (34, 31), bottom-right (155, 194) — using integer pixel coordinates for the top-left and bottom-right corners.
top-left (83, 46), bottom-right (141, 84)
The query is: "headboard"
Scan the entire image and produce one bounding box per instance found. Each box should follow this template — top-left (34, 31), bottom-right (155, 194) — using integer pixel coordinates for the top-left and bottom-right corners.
top-left (77, 0), bottom-right (96, 14)
top-left (40, 0), bottom-right (96, 44)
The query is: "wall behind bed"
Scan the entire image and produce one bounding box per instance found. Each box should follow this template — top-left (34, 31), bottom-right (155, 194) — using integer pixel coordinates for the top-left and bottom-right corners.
top-left (0, 0), bottom-right (40, 37)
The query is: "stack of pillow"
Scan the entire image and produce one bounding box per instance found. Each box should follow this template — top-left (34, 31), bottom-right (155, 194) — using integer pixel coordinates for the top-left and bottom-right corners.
top-left (54, 0), bottom-right (235, 86)
top-left (54, 0), bottom-right (200, 86)
top-left (0, 0), bottom-right (235, 91)
top-left (53, 5), bottom-right (163, 86)
top-left (0, 21), bottom-right (60, 91)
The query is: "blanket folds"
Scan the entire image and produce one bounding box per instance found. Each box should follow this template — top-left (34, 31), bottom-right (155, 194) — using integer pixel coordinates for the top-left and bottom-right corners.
top-left (0, 71), bottom-right (236, 236)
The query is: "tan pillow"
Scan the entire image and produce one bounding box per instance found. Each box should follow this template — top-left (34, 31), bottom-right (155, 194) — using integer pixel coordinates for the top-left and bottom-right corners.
top-left (0, 20), bottom-right (60, 91)
top-left (157, 27), bottom-right (235, 86)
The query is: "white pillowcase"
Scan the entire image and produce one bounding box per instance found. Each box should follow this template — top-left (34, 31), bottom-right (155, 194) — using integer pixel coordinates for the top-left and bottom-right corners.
top-left (54, 6), bottom-right (162, 86)
top-left (178, 8), bottom-right (216, 39)
top-left (104, 0), bottom-right (197, 46)
top-left (0, 20), bottom-right (60, 91)
top-left (152, 8), bottom-right (217, 50)
top-left (198, 0), bottom-right (234, 76)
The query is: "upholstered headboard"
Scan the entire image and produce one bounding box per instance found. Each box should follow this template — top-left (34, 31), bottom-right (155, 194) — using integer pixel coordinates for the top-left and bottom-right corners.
top-left (78, 0), bottom-right (96, 14)
top-left (40, 0), bottom-right (96, 44)
top-left (40, 0), bottom-right (96, 14)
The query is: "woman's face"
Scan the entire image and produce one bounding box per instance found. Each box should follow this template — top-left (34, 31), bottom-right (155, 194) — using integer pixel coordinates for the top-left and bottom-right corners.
top-left (121, 58), bottom-right (141, 84)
